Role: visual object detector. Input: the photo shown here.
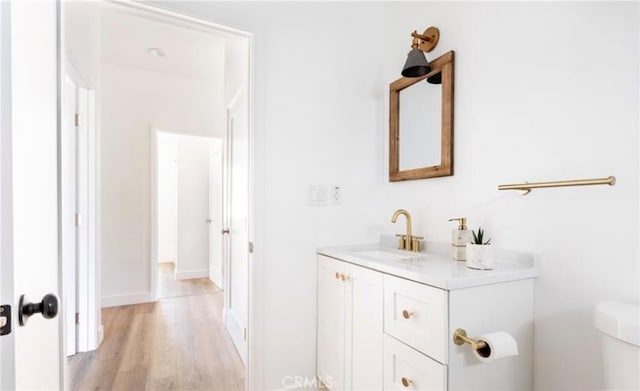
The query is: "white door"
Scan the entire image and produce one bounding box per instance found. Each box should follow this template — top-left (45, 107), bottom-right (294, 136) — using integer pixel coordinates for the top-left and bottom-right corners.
top-left (61, 75), bottom-right (77, 356)
top-left (208, 140), bottom-right (223, 288)
top-left (224, 86), bottom-right (249, 364)
top-left (176, 135), bottom-right (211, 279)
top-left (0, 2), bottom-right (61, 389)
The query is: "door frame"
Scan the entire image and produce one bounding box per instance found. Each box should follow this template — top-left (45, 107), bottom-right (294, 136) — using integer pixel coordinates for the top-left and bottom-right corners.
top-left (85, 1), bottom-right (259, 389)
top-left (61, 58), bottom-right (99, 354)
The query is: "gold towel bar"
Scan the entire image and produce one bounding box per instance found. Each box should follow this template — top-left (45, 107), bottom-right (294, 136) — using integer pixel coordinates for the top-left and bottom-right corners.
top-left (498, 176), bottom-right (616, 195)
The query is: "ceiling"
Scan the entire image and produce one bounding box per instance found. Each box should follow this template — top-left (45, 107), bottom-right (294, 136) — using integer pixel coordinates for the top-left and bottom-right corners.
top-left (100, 7), bottom-right (226, 81)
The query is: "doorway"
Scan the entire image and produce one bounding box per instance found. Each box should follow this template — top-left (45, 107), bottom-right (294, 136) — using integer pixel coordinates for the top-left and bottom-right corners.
top-left (61, 1), bottom-right (255, 389)
top-left (154, 131), bottom-right (223, 299)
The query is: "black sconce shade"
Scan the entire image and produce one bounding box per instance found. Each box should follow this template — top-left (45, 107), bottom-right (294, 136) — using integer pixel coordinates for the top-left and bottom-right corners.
top-left (426, 72), bottom-right (442, 85)
top-left (401, 48), bottom-right (431, 78)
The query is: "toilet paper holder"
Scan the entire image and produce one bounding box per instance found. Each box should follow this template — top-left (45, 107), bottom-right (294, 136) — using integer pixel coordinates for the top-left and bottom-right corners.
top-left (453, 328), bottom-right (488, 351)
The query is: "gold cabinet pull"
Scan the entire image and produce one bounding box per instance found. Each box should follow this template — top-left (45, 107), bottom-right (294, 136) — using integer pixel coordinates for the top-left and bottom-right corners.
top-left (335, 272), bottom-right (340, 280)
top-left (401, 377), bottom-right (412, 387)
top-left (402, 310), bottom-right (413, 319)
top-left (340, 273), bottom-right (350, 282)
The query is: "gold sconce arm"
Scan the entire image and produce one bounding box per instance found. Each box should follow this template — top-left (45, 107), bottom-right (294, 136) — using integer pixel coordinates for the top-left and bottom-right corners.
top-left (409, 27), bottom-right (440, 52)
top-left (453, 328), bottom-right (487, 350)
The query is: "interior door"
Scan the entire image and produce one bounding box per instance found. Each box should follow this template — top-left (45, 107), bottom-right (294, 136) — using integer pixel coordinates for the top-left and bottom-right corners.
top-left (225, 86), bottom-right (249, 364)
top-left (208, 140), bottom-right (223, 288)
top-left (61, 74), bottom-right (77, 356)
top-left (0, 4), bottom-right (10, 387)
top-left (176, 135), bottom-right (211, 278)
top-left (0, 2), bottom-right (61, 389)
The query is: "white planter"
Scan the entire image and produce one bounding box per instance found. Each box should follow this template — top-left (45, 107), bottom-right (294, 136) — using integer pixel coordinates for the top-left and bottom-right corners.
top-left (466, 244), bottom-right (495, 270)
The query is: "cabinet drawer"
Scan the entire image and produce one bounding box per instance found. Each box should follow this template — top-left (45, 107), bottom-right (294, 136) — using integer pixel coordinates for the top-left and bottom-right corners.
top-left (383, 274), bottom-right (448, 363)
top-left (384, 334), bottom-right (447, 391)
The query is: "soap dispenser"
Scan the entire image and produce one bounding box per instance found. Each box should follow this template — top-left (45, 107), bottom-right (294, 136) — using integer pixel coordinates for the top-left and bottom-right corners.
top-left (448, 217), bottom-right (471, 261)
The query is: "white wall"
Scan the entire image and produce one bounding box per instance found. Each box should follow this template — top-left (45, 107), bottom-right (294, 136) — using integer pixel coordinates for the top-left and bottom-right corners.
top-left (157, 132), bottom-right (178, 263)
top-left (384, 3), bottom-right (639, 390)
top-left (100, 63), bottom-right (224, 304)
top-left (224, 39), bottom-right (249, 107)
top-left (61, 1), bottom-right (101, 86)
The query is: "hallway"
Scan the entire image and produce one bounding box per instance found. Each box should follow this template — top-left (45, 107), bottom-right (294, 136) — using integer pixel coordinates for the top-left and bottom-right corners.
top-left (68, 271), bottom-right (245, 390)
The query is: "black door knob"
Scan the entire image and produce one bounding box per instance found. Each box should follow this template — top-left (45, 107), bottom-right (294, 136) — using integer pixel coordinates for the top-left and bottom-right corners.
top-left (18, 294), bottom-right (58, 326)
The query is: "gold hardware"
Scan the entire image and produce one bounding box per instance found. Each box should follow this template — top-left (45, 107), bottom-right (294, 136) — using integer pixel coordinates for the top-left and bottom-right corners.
top-left (411, 236), bottom-right (423, 252)
top-left (448, 217), bottom-right (467, 230)
top-left (401, 377), bottom-right (412, 387)
top-left (453, 328), bottom-right (487, 350)
top-left (498, 176), bottom-right (616, 196)
top-left (391, 209), bottom-right (422, 252)
top-left (410, 27), bottom-right (440, 53)
top-left (335, 272), bottom-right (340, 280)
top-left (402, 310), bottom-right (413, 319)
top-left (74, 113), bottom-right (80, 127)
top-left (395, 233), bottom-right (406, 249)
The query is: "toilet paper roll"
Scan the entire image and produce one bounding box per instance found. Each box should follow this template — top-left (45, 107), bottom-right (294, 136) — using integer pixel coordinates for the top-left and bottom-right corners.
top-left (473, 332), bottom-right (519, 363)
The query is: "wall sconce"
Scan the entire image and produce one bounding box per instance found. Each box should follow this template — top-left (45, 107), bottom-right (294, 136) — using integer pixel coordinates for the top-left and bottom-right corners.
top-left (401, 27), bottom-right (440, 82)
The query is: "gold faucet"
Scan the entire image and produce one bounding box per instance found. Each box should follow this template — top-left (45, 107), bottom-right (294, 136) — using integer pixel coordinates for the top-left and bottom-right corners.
top-left (391, 209), bottom-right (423, 252)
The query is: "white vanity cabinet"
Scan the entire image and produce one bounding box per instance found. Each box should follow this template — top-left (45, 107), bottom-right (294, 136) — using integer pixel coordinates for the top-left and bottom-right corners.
top-left (317, 255), bottom-right (384, 390)
top-left (317, 245), bottom-right (536, 391)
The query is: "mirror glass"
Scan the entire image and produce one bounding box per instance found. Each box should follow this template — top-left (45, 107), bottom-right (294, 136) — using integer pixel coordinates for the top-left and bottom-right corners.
top-left (389, 50), bottom-right (454, 182)
top-left (398, 72), bottom-right (441, 170)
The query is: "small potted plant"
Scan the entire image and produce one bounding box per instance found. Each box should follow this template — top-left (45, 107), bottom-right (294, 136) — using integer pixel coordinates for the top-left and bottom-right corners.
top-left (466, 227), bottom-right (494, 270)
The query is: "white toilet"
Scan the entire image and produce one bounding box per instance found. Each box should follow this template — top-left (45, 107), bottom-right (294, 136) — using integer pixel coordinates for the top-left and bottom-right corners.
top-left (595, 301), bottom-right (640, 390)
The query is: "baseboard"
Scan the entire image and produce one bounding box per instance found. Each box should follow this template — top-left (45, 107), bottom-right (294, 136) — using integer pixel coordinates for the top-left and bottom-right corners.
top-left (175, 268), bottom-right (209, 280)
top-left (101, 291), bottom-right (155, 308)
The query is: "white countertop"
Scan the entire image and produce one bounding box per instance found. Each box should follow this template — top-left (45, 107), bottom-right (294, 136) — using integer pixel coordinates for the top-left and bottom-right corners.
top-left (317, 242), bottom-right (537, 290)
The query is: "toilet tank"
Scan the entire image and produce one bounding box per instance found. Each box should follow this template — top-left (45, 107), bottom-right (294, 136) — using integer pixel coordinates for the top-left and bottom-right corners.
top-left (595, 301), bottom-right (640, 391)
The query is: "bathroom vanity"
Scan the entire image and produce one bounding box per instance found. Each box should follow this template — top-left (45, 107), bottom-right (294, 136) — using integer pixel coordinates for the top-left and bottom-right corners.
top-left (316, 242), bottom-right (537, 391)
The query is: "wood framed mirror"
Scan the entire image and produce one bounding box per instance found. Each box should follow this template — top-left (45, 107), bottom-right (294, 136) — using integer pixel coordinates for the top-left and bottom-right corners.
top-left (389, 50), bottom-right (454, 181)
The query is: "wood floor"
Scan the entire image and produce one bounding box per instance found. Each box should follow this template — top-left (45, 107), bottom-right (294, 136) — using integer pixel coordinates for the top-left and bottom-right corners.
top-left (68, 267), bottom-right (245, 391)
top-left (157, 262), bottom-right (220, 299)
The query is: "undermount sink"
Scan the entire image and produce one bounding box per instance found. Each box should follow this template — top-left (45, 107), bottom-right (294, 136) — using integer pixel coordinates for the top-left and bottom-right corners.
top-left (352, 249), bottom-right (427, 262)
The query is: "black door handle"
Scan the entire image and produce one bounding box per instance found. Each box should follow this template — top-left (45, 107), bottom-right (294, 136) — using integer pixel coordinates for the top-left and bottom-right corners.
top-left (18, 294), bottom-right (58, 326)
top-left (222, 229), bottom-right (230, 234)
